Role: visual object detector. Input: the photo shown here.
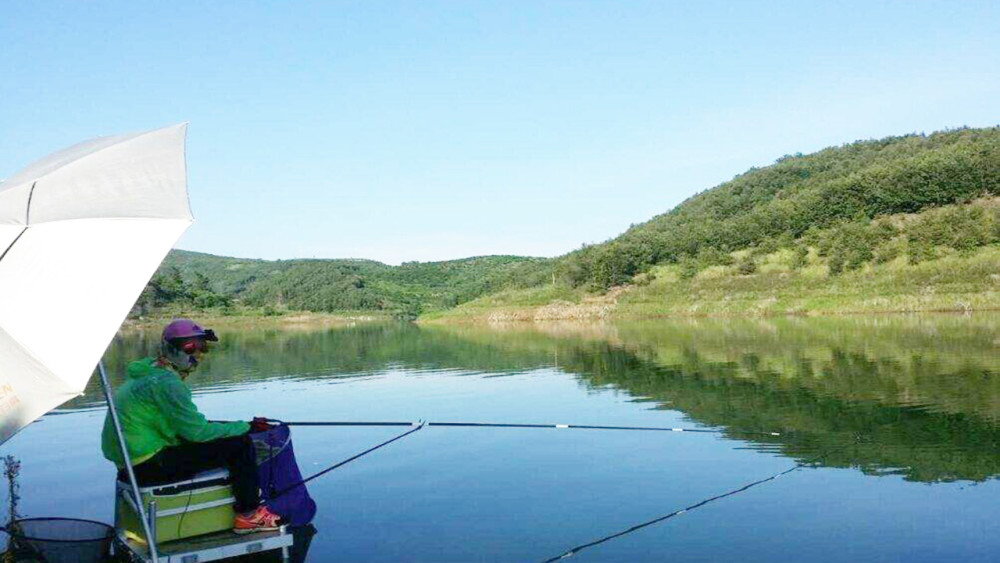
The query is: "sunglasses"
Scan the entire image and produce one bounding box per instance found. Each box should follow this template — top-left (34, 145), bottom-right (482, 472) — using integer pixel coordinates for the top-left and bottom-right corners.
top-left (178, 338), bottom-right (211, 354)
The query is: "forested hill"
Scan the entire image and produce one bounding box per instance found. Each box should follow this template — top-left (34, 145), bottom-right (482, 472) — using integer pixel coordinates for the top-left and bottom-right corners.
top-left (139, 126), bottom-right (1000, 319)
top-left (555, 126), bottom-right (1000, 289)
top-left (135, 250), bottom-right (552, 318)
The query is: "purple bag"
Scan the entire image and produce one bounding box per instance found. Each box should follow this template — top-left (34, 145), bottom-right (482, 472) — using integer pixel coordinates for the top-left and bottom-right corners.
top-left (249, 424), bottom-right (317, 526)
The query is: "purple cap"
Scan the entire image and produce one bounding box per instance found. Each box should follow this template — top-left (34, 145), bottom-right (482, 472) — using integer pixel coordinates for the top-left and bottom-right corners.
top-left (162, 318), bottom-right (218, 342)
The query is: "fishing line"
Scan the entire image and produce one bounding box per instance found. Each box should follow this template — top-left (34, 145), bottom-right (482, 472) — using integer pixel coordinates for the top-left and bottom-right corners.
top-left (537, 448), bottom-right (840, 562)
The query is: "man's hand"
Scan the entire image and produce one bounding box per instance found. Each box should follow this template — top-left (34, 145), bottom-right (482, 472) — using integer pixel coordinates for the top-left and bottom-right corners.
top-left (250, 417), bottom-right (272, 432)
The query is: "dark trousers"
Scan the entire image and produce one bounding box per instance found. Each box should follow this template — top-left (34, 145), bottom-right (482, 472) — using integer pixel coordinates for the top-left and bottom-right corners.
top-left (125, 435), bottom-right (260, 513)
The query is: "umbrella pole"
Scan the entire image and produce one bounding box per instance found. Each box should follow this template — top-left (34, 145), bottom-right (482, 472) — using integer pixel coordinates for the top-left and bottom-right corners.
top-left (98, 361), bottom-right (160, 562)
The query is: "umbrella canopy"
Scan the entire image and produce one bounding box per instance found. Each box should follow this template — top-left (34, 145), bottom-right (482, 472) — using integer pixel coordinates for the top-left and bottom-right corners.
top-left (0, 123), bottom-right (193, 444)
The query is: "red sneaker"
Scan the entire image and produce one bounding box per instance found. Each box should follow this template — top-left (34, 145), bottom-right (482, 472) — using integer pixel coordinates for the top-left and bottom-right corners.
top-left (233, 506), bottom-right (283, 534)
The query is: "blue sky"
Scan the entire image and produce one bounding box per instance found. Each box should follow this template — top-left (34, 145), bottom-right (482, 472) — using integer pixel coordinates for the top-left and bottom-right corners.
top-left (2, 1), bottom-right (998, 264)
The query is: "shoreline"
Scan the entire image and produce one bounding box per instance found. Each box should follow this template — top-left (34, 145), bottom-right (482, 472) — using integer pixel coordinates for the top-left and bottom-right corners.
top-left (418, 303), bottom-right (1000, 324)
top-left (123, 301), bottom-right (1000, 329)
top-left (121, 310), bottom-right (393, 330)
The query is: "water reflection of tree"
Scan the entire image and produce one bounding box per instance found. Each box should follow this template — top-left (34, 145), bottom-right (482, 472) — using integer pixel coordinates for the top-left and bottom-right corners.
top-left (74, 317), bottom-right (1000, 483)
top-left (578, 349), bottom-right (1000, 482)
top-left (525, 317), bottom-right (1000, 483)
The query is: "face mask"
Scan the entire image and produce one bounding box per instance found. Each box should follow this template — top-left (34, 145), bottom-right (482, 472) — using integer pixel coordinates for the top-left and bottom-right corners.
top-left (160, 339), bottom-right (203, 372)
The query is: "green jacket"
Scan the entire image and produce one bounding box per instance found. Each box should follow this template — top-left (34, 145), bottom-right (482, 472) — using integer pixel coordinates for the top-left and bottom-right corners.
top-left (101, 358), bottom-right (250, 467)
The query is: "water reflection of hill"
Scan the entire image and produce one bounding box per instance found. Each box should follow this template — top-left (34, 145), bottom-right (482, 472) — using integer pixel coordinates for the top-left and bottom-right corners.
top-left (78, 316), bottom-right (1000, 482)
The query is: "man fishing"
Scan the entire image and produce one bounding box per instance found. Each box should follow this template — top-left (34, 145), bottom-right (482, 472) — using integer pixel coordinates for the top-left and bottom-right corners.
top-left (101, 318), bottom-right (282, 534)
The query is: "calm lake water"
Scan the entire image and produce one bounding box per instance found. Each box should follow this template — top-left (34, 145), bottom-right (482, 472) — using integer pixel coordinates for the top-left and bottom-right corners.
top-left (4, 315), bottom-right (1000, 562)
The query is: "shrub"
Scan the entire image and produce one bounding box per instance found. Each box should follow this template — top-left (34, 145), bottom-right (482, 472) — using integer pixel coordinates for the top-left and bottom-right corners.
top-left (591, 244), bottom-right (638, 289)
top-left (872, 238), bottom-right (904, 264)
top-left (792, 245), bottom-right (810, 269)
top-left (907, 240), bottom-right (936, 264)
top-left (907, 205), bottom-right (991, 251)
top-left (679, 255), bottom-right (699, 279)
top-left (737, 256), bottom-right (758, 275)
top-left (828, 252), bottom-right (845, 275)
top-left (696, 246), bottom-right (734, 268)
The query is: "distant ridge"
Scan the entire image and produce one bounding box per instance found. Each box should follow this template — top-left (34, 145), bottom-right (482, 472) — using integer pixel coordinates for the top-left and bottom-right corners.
top-left (142, 249), bottom-right (550, 318)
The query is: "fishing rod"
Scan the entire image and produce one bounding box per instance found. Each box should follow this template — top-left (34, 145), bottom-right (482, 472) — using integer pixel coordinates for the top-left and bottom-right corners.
top-left (251, 421), bottom-right (873, 561)
top-left (272, 420), bottom-right (428, 498)
top-left (267, 420), bottom-right (783, 437)
top-left (537, 450), bottom-right (830, 563)
top-left (247, 418), bottom-right (783, 501)
top-left (536, 425), bottom-right (889, 562)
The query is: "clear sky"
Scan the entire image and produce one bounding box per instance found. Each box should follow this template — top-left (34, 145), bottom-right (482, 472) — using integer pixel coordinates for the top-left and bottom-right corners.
top-left (2, 1), bottom-right (998, 264)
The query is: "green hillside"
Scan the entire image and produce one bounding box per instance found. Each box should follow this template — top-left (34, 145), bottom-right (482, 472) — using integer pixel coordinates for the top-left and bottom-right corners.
top-left (437, 198), bottom-right (1000, 320)
top-left (555, 126), bottom-right (1000, 290)
top-left (137, 126), bottom-right (1000, 321)
top-left (135, 251), bottom-right (552, 319)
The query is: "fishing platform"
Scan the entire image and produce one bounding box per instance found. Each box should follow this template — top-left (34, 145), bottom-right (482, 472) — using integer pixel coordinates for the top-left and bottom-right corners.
top-left (116, 528), bottom-right (293, 563)
top-left (112, 468), bottom-right (294, 562)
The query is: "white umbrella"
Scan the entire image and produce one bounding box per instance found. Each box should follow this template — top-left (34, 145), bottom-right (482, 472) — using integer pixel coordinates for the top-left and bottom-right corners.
top-left (0, 123), bottom-right (193, 445)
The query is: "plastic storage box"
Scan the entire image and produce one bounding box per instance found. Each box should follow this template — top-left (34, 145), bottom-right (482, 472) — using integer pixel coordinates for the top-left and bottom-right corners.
top-left (115, 468), bottom-right (235, 544)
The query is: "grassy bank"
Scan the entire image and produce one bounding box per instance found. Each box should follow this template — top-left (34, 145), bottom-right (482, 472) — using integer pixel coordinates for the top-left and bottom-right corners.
top-left (618, 245), bottom-right (1000, 317)
top-left (418, 284), bottom-right (596, 323)
top-left (425, 245), bottom-right (1000, 322)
